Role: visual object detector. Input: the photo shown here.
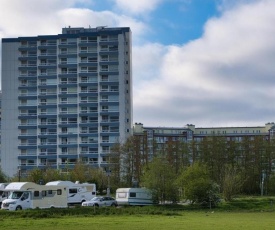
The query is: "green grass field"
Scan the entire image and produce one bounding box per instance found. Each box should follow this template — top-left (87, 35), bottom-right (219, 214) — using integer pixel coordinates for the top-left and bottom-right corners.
top-left (1, 212), bottom-right (275, 230)
top-left (1, 197), bottom-right (275, 230)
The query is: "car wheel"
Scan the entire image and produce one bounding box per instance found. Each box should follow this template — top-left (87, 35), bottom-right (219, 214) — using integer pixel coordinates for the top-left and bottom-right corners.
top-left (15, 206), bottom-right (22, 211)
top-left (94, 203), bottom-right (99, 207)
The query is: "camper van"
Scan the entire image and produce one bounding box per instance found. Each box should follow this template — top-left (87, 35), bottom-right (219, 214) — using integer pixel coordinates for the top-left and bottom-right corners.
top-left (1, 182), bottom-right (68, 211)
top-left (0, 183), bottom-right (9, 206)
top-left (116, 188), bottom-right (154, 206)
top-left (46, 181), bottom-right (96, 205)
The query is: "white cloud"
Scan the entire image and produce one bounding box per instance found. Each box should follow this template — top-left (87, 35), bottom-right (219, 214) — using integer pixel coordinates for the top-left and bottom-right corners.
top-left (112, 0), bottom-right (164, 14)
top-left (1, 0), bottom-right (275, 128)
top-left (0, 0), bottom-right (147, 38)
top-left (133, 0), bottom-right (275, 127)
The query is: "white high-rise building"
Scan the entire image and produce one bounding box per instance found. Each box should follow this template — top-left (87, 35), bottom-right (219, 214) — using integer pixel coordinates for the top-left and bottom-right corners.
top-left (1, 27), bottom-right (132, 177)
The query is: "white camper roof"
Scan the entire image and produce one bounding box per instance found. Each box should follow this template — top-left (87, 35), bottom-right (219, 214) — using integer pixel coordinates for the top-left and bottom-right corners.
top-left (0, 183), bottom-right (9, 190)
top-left (116, 188), bottom-right (151, 193)
top-left (46, 181), bottom-right (77, 186)
top-left (4, 182), bottom-right (38, 191)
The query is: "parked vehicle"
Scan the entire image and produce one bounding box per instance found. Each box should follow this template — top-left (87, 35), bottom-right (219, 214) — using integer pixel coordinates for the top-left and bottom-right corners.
top-left (0, 183), bottom-right (9, 207)
top-left (46, 181), bottom-right (96, 205)
top-left (116, 188), bottom-right (154, 206)
top-left (82, 196), bottom-right (117, 207)
top-left (1, 182), bottom-right (67, 211)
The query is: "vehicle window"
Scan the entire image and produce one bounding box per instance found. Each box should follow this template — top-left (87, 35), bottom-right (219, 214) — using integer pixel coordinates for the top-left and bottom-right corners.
top-left (48, 190), bottom-right (53, 195)
top-left (57, 189), bottom-right (62, 195)
top-left (129, 192), bottom-right (136, 198)
top-left (34, 191), bottom-right (39, 197)
top-left (69, 188), bottom-right (77, 194)
top-left (22, 192), bottom-right (29, 200)
top-left (117, 192), bottom-right (126, 198)
top-left (9, 191), bottom-right (23, 199)
top-left (42, 190), bottom-right (47, 197)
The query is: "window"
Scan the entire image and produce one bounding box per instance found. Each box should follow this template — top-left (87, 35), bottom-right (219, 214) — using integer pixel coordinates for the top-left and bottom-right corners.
top-left (118, 193), bottom-right (127, 198)
top-left (42, 191), bottom-right (47, 197)
top-left (34, 191), bottom-right (40, 197)
top-left (57, 189), bottom-right (62, 195)
top-left (69, 189), bottom-right (77, 194)
top-left (129, 192), bottom-right (136, 198)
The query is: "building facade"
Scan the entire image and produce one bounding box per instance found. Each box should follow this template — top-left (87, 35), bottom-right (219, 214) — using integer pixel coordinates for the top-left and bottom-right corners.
top-left (1, 27), bottom-right (132, 177)
top-left (133, 122), bottom-right (275, 159)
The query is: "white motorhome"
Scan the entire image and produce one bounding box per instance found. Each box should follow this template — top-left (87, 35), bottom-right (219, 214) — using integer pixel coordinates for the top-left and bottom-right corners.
top-left (46, 181), bottom-right (96, 205)
top-left (116, 188), bottom-right (154, 206)
top-left (1, 182), bottom-right (68, 211)
top-left (0, 183), bottom-right (9, 206)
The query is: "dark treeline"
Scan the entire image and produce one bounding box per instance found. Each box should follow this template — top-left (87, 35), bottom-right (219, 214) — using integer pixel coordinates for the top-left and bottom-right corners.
top-left (110, 135), bottom-right (275, 196)
top-left (2, 135), bottom-right (275, 200)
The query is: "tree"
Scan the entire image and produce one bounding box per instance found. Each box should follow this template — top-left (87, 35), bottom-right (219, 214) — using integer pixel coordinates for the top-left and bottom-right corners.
top-left (26, 168), bottom-right (44, 183)
top-left (222, 165), bottom-right (243, 201)
top-left (178, 162), bottom-right (220, 206)
top-left (0, 167), bottom-right (8, 182)
top-left (141, 157), bottom-right (179, 203)
top-left (70, 161), bottom-right (90, 183)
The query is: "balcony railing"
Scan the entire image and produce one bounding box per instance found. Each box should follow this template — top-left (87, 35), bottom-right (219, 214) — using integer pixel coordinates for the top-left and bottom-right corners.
top-left (39, 112), bottom-right (57, 115)
top-left (39, 132), bottom-right (57, 135)
top-left (19, 93), bottom-right (37, 96)
top-left (19, 123), bottom-right (37, 126)
top-left (19, 143), bottom-right (37, 146)
top-left (19, 113), bottom-right (37, 116)
top-left (39, 122), bottom-right (57, 125)
top-left (80, 151), bottom-right (98, 154)
top-left (39, 142), bottom-right (57, 145)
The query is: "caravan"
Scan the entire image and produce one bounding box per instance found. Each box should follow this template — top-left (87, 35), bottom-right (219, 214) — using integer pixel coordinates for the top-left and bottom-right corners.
top-left (0, 183), bottom-right (9, 206)
top-left (1, 182), bottom-right (68, 211)
top-left (116, 188), bottom-right (154, 206)
top-left (46, 181), bottom-right (96, 205)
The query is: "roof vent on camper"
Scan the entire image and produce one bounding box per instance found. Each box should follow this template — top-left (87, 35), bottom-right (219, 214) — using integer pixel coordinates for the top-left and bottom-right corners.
top-left (75, 181), bottom-right (80, 184)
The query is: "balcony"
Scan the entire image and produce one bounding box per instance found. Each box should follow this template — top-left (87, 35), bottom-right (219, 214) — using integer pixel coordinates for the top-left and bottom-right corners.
top-left (101, 108), bottom-right (119, 112)
top-left (39, 102), bottom-right (57, 106)
top-left (39, 152), bottom-right (57, 155)
top-left (80, 151), bottom-right (98, 154)
top-left (39, 112), bottom-right (57, 115)
top-left (19, 93), bottom-right (37, 96)
top-left (19, 122), bottom-right (37, 126)
top-left (19, 143), bottom-right (37, 146)
top-left (39, 132), bottom-right (57, 135)
top-left (39, 142), bottom-right (57, 145)
top-left (38, 92), bottom-right (57, 96)
top-left (19, 113), bottom-right (37, 116)
top-left (39, 121), bottom-right (57, 125)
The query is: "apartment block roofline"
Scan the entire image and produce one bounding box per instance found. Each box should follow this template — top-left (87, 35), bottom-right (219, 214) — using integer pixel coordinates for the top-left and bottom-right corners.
top-left (2, 26), bottom-right (131, 43)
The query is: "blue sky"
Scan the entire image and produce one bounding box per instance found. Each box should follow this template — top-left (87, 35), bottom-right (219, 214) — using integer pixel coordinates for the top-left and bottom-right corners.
top-left (88, 0), bottom-right (220, 45)
top-left (1, 0), bottom-right (275, 128)
top-left (148, 0), bottom-right (220, 45)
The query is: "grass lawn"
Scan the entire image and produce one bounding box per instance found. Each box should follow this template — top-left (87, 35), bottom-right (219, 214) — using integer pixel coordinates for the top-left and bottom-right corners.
top-left (1, 212), bottom-right (275, 230)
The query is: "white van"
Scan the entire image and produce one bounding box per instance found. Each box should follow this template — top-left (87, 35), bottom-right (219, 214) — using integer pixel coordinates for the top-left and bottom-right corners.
top-left (116, 188), bottom-right (154, 206)
top-left (46, 181), bottom-right (96, 205)
top-left (1, 182), bottom-right (68, 211)
top-left (0, 183), bottom-right (9, 206)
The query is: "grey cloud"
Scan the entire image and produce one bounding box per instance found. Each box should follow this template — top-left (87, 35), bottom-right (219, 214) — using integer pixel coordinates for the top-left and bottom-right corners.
top-left (134, 0), bottom-right (275, 127)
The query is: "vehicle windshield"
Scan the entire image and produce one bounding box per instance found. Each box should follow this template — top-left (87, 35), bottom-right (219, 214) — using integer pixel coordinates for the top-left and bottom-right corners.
top-left (90, 197), bottom-right (101, 201)
top-left (1, 191), bottom-right (8, 198)
top-left (8, 191), bottom-right (23, 199)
